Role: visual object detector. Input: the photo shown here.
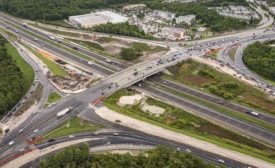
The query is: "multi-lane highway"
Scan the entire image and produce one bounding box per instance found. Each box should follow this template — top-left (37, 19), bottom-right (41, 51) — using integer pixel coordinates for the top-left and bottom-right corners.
top-left (0, 8), bottom-right (275, 168)
top-left (18, 131), bottom-right (255, 168)
top-left (151, 76), bottom-right (275, 125)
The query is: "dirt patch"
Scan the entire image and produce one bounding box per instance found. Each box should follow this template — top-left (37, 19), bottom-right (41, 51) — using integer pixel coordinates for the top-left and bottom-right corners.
top-left (242, 95), bottom-right (275, 114)
top-left (37, 49), bottom-right (57, 61)
top-left (141, 101), bottom-right (165, 117)
top-left (183, 75), bottom-right (216, 87)
top-left (118, 94), bottom-right (144, 107)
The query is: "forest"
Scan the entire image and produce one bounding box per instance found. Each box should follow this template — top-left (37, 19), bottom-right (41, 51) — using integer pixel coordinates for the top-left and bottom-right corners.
top-left (0, 36), bottom-right (24, 118)
top-left (92, 23), bottom-right (155, 39)
top-left (39, 144), bottom-right (217, 168)
top-left (243, 41), bottom-right (275, 81)
top-left (0, 0), bottom-right (253, 32)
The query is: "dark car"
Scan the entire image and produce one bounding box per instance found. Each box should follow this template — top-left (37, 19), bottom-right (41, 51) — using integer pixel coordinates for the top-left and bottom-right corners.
top-left (48, 139), bottom-right (55, 143)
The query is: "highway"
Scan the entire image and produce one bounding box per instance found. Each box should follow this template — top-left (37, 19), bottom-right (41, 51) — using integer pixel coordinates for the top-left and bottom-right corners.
top-left (0, 19), bottom-right (114, 76)
top-left (19, 132), bottom-right (254, 168)
top-left (135, 84), bottom-right (275, 145)
top-left (151, 76), bottom-right (275, 125)
top-left (0, 9), bottom-right (274, 168)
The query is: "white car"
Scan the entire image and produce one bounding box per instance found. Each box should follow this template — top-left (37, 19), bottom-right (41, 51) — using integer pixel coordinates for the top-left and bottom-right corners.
top-left (68, 135), bottom-right (75, 138)
top-left (105, 59), bottom-right (112, 63)
top-left (218, 159), bottom-right (225, 164)
top-left (250, 111), bottom-right (259, 116)
top-left (185, 149), bottom-right (191, 153)
top-left (88, 61), bottom-right (93, 65)
top-left (33, 129), bottom-right (38, 133)
top-left (18, 129), bottom-right (23, 133)
top-left (8, 141), bottom-right (14, 146)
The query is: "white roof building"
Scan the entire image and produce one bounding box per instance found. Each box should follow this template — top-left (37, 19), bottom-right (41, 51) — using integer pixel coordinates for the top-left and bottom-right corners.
top-left (161, 27), bottom-right (186, 40)
top-left (69, 11), bottom-right (128, 28)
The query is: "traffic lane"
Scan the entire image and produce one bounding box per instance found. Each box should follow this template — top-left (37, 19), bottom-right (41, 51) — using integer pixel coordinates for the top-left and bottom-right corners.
top-left (0, 99), bottom-right (82, 158)
top-left (235, 40), bottom-right (275, 92)
top-left (139, 85), bottom-right (275, 146)
top-left (151, 76), bottom-right (275, 125)
top-left (34, 132), bottom-right (248, 168)
top-left (0, 19), bottom-right (114, 76)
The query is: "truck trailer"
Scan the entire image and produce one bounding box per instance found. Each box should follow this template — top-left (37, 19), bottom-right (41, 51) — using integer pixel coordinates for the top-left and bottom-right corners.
top-left (57, 107), bottom-right (73, 117)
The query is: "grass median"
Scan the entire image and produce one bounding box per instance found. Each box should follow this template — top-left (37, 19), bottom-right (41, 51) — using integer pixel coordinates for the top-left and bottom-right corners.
top-left (104, 89), bottom-right (275, 164)
top-left (166, 59), bottom-right (275, 116)
top-left (43, 117), bottom-right (101, 140)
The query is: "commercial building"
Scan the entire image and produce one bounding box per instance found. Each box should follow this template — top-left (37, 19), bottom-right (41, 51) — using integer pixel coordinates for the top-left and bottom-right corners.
top-left (161, 27), bottom-right (187, 40)
top-left (69, 11), bottom-right (128, 29)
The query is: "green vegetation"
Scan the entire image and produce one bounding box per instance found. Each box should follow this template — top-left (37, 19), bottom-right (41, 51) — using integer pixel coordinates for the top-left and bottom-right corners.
top-left (104, 89), bottom-right (275, 163)
top-left (5, 43), bottom-right (34, 94)
top-left (202, 0), bottom-right (248, 7)
top-left (120, 48), bottom-right (142, 61)
top-left (40, 144), bottom-right (218, 168)
top-left (39, 20), bottom-right (73, 28)
top-left (0, 0), bottom-right (148, 20)
top-left (120, 42), bottom-right (156, 61)
top-left (44, 117), bottom-right (101, 140)
top-left (166, 59), bottom-right (275, 115)
top-left (69, 39), bottom-right (104, 51)
top-left (93, 22), bottom-right (155, 39)
top-left (243, 41), bottom-right (275, 82)
top-left (228, 46), bottom-right (237, 61)
top-left (47, 92), bottom-right (62, 104)
top-left (0, 35), bottom-right (33, 118)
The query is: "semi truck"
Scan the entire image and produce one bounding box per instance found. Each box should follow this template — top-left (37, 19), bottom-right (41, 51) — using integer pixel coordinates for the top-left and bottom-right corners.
top-left (57, 107), bottom-right (73, 118)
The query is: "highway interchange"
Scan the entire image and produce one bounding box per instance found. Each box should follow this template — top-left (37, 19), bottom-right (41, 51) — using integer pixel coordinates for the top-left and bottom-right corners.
top-left (0, 6), bottom-right (275, 168)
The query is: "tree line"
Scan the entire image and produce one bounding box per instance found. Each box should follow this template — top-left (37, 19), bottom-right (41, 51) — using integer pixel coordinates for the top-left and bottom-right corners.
top-left (92, 22), bottom-right (155, 40)
top-left (0, 36), bottom-right (24, 118)
top-left (40, 144), bottom-right (217, 168)
top-left (243, 41), bottom-right (275, 81)
top-left (0, 0), bottom-right (256, 32)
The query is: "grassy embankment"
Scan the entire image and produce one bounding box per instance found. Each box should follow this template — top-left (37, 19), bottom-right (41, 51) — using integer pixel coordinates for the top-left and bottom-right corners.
top-left (44, 92), bottom-right (62, 108)
top-left (22, 44), bottom-right (68, 77)
top-left (44, 117), bottom-right (101, 140)
top-left (228, 47), bottom-right (238, 61)
top-left (104, 89), bottom-right (275, 164)
top-left (5, 42), bottom-right (34, 94)
top-left (165, 59), bottom-right (275, 116)
top-left (151, 82), bottom-right (275, 132)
